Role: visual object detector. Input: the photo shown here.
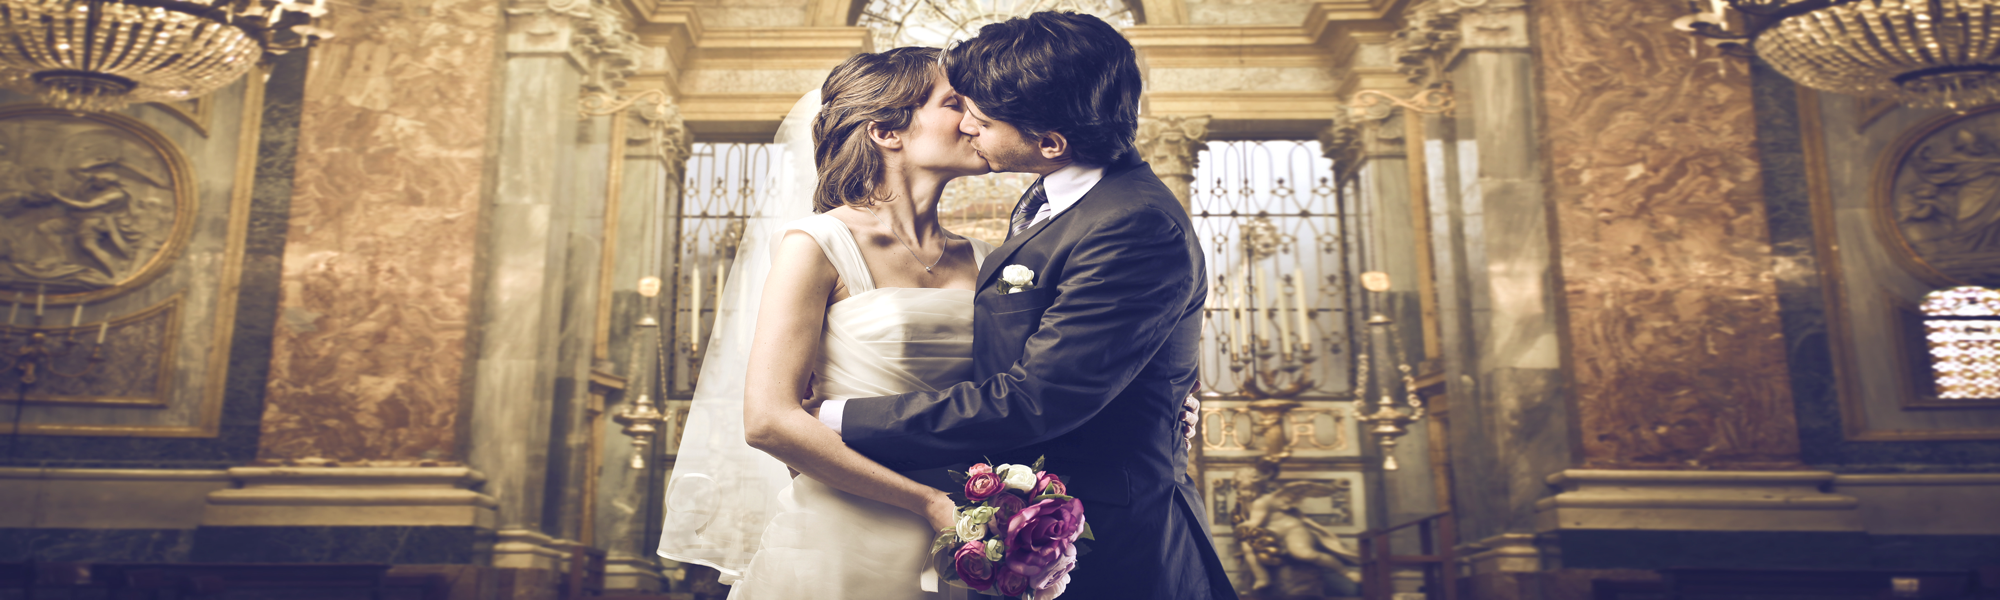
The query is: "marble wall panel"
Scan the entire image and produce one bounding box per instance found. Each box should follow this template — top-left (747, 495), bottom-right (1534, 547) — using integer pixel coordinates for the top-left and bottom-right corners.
top-left (1183, 0), bottom-right (1315, 26)
top-left (679, 69), bottom-right (834, 96)
top-left (1146, 67), bottom-right (1339, 93)
top-left (0, 528), bottom-right (192, 562)
top-left (1766, 64), bottom-right (2000, 466)
top-left (0, 50), bottom-right (302, 468)
top-left (1535, 0), bottom-right (1801, 468)
top-left (257, 0), bottom-right (499, 463)
top-left (692, 0), bottom-right (812, 27)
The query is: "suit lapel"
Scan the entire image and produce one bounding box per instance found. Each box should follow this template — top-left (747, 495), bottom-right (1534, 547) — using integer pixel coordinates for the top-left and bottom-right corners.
top-left (976, 158), bottom-right (1151, 290)
top-left (977, 204), bottom-right (1067, 289)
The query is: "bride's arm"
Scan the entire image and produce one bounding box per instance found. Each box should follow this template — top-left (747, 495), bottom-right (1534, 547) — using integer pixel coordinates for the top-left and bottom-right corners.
top-left (742, 230), bottom-right (957, 531)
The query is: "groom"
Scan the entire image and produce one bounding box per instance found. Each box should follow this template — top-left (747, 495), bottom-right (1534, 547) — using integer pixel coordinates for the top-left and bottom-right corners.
top-left (817, 11), bottom-right (1236, 600)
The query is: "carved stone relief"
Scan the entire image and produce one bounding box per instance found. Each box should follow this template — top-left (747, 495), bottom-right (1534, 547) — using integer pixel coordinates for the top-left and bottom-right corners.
top-left (1391, 0), bottom-right (1529, 87)
top-left (1135, 115), bottom-right (1210, 213)
top-left (0, 107), bottom-right (193, 301)
top-left (1881, 106), bottom-right (2000, 287)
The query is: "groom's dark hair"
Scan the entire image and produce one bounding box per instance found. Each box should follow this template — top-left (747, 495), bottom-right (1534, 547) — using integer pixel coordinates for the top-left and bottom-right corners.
top-left (942, 12), bottom-right (1141, 167)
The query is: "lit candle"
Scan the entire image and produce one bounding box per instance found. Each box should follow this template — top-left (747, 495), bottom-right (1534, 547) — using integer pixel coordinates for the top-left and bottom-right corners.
top-left (1224, 274), bottom-right (1240, 356)
top-left (71, 304), bottom-right (82, 327)
top-left (1251, 264), bottom-right (1269, 343)
top-left (6, 302), bottom-right (15, 325)
top-left (1272, 266), bottom-right (1292, 359)
top-left (715, 261), bottom-right (727, 304)
top-left (1218, 279), bottom-right (1235, 355)
top-left (690, 263), bottom-right (703, 352)
top-left (96, 321), bottom-right (107, 344)
top-left (35, 290), bottom-right (44, 317)
top-left (1292, 267), bottom-right (1312, 352)
top-left (1709, 0), bottom-right (1726, 16)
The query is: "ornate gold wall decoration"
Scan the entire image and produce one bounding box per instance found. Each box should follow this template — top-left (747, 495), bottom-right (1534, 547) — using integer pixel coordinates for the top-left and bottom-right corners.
top-left (0, 295), bottom-right (179, 410)
top-left (1877, 105), bottom-right (2000, 288)
top-left (1804, 87), bottom-right (2000, 441)
top-left (0, 105), bottom-right (195, 305)
top-left (1199, 401), bottom-right (1352, 455)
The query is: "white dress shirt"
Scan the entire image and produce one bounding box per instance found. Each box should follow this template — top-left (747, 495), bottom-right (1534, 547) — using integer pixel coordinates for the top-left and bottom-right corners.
top-left (819, 163), bottom-right (1107, 433)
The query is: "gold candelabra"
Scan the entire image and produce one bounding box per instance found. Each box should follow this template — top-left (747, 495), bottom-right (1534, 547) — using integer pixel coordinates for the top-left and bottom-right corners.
top-left (1350, 272), bottom-right (1426, 471)
top-left (613, 393), bottom-right (665, 470)
top-left (1216, 217), bottom-right (1319, 402)
top-left (4, 295), bottom-right (111, 387)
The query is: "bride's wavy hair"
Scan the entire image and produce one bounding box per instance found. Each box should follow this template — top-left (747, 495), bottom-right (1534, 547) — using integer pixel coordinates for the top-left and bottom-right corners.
top-left (812, 46), bottom-right (941, 213)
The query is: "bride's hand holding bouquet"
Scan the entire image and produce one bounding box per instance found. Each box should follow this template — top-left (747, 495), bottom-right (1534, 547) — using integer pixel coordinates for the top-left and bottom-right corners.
top-left (931, 457), bottom-right (1092, 600)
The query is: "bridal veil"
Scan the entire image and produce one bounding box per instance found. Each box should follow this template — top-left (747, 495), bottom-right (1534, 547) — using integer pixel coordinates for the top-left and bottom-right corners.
top-left (655, 90), bottom-right (819, 583)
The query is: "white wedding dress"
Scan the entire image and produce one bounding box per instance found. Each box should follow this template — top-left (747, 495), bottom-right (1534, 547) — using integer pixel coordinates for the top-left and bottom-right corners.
top-left (726, 213), bottom-right (992, 600)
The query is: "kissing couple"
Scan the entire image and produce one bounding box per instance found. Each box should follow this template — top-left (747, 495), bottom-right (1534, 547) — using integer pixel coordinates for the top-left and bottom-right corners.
top-left (658, 11), bottom-right (1237, 600)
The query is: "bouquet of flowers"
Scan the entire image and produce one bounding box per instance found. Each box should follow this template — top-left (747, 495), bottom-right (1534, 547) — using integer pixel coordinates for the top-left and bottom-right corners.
top-left (929, 457), bottom-right (1091, 600)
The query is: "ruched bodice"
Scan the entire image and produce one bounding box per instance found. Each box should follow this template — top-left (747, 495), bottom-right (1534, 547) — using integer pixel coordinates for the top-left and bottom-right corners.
top-left (726, 214), bottom-right (990, 600)
top-left (787, 213), bottom-right (992, 403)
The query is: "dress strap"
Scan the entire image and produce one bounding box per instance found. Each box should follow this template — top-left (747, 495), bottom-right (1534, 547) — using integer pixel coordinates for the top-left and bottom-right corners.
top-left (785, 213), bottom-right (875, 295)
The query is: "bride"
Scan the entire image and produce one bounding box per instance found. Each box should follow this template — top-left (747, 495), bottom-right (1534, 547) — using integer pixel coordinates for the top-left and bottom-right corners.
top-left (658, 46), bottom-right (990, 599)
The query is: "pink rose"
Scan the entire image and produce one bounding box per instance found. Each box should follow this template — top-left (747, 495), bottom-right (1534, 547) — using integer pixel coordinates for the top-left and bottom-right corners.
top-left (968, 463), bottom-right (993, 477)
top-left (1050, 498), bottom-right (1085, 542)
top-left (996, 570), bottom-right (1031, 597)
top-left (953, 541), bottom-right (996, 591)
top-left (1032, 472), bottom-right (1066, 498)
top-left (964, 472), bottom-right (1004, 503)
top-left (988, 491), bottom-right (1025, 522)
top-left (1016, 497), bottom-right (1085, 544)
top-left (1005, 499), bottom-right (1084, 578)
top-left (1032, 544), bottom-right (1078, 599)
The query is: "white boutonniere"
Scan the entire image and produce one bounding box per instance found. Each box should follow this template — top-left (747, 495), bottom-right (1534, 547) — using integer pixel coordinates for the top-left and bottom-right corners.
top-left (998, 265), bottom-right (1036, 294)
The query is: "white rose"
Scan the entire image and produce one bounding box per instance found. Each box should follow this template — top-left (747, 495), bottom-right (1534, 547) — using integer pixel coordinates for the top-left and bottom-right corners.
top-left (996, 464), bottom-right (1036, 493)
top-left (985, 538), bottom-right (1005, 561)
top-left (1001, 265), bottom-right (1034, 287)
top-left (956, 506), bottom-right (996, 541)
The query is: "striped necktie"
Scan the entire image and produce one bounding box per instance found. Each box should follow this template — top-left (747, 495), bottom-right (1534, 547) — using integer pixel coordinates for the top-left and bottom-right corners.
top-left (1011, 180), bottom-right (1049, 237)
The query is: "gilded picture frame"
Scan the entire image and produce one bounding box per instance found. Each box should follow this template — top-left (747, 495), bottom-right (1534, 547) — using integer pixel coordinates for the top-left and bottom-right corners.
top-left (0, 105), bottom-right (199, 306)
top-left (1872, 103), bottom-right (2000, 289)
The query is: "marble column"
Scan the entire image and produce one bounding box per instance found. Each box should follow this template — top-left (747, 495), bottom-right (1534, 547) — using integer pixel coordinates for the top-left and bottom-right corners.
top-left (462, 0), bottom-right (617, 572)
top-left (198, 0), bottom-right (503, 565)
top-left (1344, 108), bottom-right (1440, 528)
top-left (1135, 114), bottom-right (1211, 213)
top-left (593, 98), bottom-right (691, 593)
top-left (1426, 1), bottom-right (1581, 575)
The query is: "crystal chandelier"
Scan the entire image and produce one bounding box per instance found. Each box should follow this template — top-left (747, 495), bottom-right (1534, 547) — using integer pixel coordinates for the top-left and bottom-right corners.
top-left (1677, 0), bottom-right (2000, 111)
top-left (0, 0), bottom-right (331, 113)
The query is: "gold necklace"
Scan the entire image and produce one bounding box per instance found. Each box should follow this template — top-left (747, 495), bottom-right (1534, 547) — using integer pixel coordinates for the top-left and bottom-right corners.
top-left (868, 205), bottom-right (944, 273)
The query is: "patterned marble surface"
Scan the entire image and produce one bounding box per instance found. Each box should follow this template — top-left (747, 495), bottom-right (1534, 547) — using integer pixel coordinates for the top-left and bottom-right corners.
top-left (0, 528), bottom-right (192, 562)
top-left (1536, 0), bottom-right (1801, 468)
top-left (192, 525), bottom-right (485, 564)
top-left (257, 0), bottom-right (499, 462)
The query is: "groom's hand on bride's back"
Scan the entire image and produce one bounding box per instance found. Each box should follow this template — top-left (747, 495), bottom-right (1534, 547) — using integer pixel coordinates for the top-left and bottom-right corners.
top-left (1181, 382), bottom-right (1202, 448)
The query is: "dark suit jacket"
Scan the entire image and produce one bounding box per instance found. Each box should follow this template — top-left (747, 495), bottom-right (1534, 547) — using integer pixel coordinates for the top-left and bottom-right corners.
top-left (843, 157), bottom-right (1237, 600)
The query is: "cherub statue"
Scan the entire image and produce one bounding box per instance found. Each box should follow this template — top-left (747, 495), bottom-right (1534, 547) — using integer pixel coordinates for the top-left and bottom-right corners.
top-left (1234, 480), bottom-right (1362, 592)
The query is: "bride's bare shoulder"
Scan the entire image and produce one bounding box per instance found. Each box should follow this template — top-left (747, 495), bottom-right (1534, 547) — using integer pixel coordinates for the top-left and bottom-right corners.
top-left (771, 227), bottom-right (837, 278)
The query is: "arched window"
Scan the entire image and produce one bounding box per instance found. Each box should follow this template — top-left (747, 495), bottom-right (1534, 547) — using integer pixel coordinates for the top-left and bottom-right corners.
top-left (857, 0), bottom-right (1137, 50)
top-left (1920, 286), bottom-right (2000, 399)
